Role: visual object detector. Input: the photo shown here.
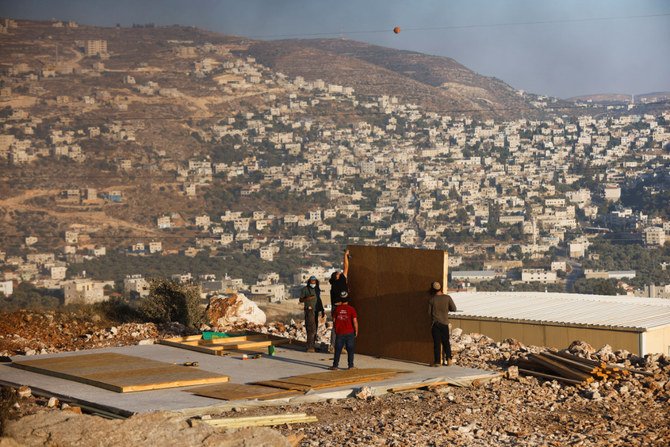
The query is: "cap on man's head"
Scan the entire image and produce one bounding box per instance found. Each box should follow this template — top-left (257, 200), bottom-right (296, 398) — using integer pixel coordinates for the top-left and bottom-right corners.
top-left (432, 281), bottom-right (441, 291)
top-left (309, 275), bottom-right (317, 281)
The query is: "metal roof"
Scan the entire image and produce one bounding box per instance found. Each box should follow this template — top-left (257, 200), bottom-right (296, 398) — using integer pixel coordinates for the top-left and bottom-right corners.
top-left (451, 271), bottom-right (496, 277)
top-left (450, 292), bottom-right (670, 331)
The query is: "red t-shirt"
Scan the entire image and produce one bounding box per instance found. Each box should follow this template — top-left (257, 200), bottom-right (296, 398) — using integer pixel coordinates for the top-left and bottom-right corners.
top-left (333, 304), bottom-right (357, 335)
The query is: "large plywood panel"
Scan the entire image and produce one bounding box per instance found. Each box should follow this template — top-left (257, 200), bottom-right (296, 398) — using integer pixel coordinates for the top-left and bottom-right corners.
top-left (348, 245), bottom-right (448, 363)
top-left (12, 353), bottom-right (229, 392)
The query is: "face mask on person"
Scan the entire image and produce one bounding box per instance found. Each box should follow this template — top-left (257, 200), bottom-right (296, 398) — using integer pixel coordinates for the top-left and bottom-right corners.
top-left (309, 283), bottom-right (316, 288)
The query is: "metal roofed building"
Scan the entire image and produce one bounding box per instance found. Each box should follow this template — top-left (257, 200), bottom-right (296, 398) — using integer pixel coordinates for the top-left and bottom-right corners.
top-left (449, 292), bottom-right (670, 356)
top-left (451, 270), bottom-right (497, 282)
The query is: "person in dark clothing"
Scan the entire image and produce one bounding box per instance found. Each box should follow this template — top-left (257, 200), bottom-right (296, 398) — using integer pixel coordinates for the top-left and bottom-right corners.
top-left (299, 276), bottom-right (322, 352)
top-left (330, 292), bottom-right (358, 370)
top-left (428, 281), bottom-right (457, 366)
top-left (329, 249), bottom-right (350, 304)
top-left (328, 250), bottom-right (350, 352)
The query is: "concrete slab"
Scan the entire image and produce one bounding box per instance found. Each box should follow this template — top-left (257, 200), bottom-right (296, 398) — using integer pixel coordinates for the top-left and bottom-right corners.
top-left (0, 344), bottom-right (499, 416)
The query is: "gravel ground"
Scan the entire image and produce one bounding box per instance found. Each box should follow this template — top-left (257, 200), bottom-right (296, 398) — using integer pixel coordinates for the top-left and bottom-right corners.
top-left (1, 310), bottom-right (669, 446)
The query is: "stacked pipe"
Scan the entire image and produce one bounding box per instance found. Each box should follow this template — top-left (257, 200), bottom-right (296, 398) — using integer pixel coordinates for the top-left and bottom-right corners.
top-left (515, 350), bottom-right (654, 385)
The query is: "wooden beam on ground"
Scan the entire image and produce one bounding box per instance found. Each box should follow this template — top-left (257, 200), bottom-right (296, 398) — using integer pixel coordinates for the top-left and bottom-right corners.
top-left (198, 413), bottom-right (318, 428)
top-left (159, 339), bottom-right (226, 355)
top-left (388, 380), bottom-right (456, 393)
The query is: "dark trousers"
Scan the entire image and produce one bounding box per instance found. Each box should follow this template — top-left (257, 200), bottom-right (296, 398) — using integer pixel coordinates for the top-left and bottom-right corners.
top-left (431, 322), bottom-right (452, 364)
top-left (333, 332), bottom-right (355, 368)
top-left (305, 308), bottom-right (316, 350)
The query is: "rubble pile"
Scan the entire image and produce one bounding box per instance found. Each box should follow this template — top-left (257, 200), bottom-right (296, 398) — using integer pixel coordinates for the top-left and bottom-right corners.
top-left (2, 408), bottom-right (292, 447)
top-left (0, 310), bottom-right (188, 357)
top-left (207, 294), bottom-right (266, 328)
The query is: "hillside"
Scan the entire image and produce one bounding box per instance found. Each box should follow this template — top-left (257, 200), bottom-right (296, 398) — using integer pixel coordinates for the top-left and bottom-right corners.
top-left (246, 38), bottom-right (540, 118)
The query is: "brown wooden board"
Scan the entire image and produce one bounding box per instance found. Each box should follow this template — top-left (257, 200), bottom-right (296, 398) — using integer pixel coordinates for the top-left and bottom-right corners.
top-left (188, 383), bottom-right (304, 401)
top-left (348, 244), bottom-right (448, 364)
top-left (11, 353), bottom-right (229, 393)
top-left (253, 368), bottom-right (403, 391)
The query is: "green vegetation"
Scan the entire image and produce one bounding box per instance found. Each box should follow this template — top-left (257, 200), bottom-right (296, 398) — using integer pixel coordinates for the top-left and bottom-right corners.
top-left (572, 278), bottom-right (626, 296)
top-left (582, 240), bottom-right (670, 287)
top-left (1, 283), bottom-right (62, 311)
top-left (140, 279), bottom-right (204, 328)
top-left (621, 172), bottom-right (670, 219)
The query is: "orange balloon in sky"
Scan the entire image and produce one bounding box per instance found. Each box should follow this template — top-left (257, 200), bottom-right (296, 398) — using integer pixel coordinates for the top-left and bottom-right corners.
top-left (393, 26), bottom-right (401, 34)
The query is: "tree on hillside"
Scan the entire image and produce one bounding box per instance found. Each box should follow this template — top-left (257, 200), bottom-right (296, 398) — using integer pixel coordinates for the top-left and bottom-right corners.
top-left (140, 279), bottom-right (204, 328)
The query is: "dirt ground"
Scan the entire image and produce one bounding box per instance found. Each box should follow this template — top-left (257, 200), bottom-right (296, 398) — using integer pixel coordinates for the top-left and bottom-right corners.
top-left (0, 309), bottom-right (669, 446)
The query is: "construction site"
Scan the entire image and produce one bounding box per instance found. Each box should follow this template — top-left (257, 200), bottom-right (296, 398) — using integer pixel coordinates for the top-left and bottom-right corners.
top-left (1, 246), bottom-right (669, 446)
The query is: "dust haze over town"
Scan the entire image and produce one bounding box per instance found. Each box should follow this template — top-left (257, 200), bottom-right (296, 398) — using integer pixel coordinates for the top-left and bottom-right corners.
top-left (0, 1), bottom-right (669, 446)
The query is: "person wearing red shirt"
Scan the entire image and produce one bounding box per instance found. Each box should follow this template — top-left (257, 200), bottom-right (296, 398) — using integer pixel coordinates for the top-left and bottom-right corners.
top-left (329, 292), bottom-right (358, 370)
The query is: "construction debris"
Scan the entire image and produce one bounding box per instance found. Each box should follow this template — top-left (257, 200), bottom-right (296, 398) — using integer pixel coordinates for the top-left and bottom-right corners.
top-left (208, 293), bottom-right (266, 328)
top-left (513, 349), bottom-right (659, 386)
top-left (197, 412), bottom-right (318, 428)
top-left (0, 309), bottom-right (187, 357)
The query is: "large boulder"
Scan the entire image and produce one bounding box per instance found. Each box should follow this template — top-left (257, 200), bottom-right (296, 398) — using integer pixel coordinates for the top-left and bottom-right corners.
top-left (208, 293), bottom-right (266, 328)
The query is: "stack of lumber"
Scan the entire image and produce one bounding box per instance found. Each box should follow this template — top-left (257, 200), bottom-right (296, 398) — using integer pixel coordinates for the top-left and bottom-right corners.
top-left (516, 350), bottom-right (654, 385)
top-left (159, 333), bottom-right (289, 356)
top-left (254, 368), bottom-right (405, 391)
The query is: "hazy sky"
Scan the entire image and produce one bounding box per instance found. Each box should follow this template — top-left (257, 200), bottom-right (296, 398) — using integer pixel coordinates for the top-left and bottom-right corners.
top-left (1, 0), bottom-right (668, 98)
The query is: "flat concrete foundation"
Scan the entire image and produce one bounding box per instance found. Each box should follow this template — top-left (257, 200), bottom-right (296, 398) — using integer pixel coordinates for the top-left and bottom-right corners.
top-left (0, 344), bottom-right (499, 416)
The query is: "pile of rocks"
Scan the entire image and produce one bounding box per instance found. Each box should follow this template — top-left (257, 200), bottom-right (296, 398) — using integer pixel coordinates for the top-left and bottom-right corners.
top-left (0, 310), bottom-right (189, 357)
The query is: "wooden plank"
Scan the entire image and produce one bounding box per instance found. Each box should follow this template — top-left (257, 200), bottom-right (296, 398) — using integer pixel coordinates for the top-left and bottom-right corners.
top-left (12, 353), bottom-right (229, 393)
top-left (388, 380), bottom-right (456, 393)
top-left (188, 383), bottom-right (304, 401)
top-left (159, 339), bottom-right (226, 355)
top-left (297, 368), bottom-right (404, 381)
top-left (254, 371), bottom-right (401, 391)
top-left (162, 335), bottom-right (204, 343)
top-left (198, 335), bottom-right (265, 345)
top-left (253, 380), bottom-right (313, 391)
top-left (200, 413), bottom-right (318, 428)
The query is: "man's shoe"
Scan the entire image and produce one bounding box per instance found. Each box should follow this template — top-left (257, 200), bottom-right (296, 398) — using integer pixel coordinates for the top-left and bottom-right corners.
top-left (446, 358), bottom-right (454, 366)
top-left (306, 348), bottom-right (315, 353)
top-left (347, 366), bottom-right (356, 370)
top-left (328, 366), bottom-right (338, 370)
top-left (430, 363), bottom-right (440, 367)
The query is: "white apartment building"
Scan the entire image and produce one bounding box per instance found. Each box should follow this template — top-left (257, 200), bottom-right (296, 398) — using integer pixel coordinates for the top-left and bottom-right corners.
top-left (522, 269), bottom-right (557, 284)
top-left (63, 279), bottom-right (106, 305)
top-left (645, 227), bottom-right (666, 247)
